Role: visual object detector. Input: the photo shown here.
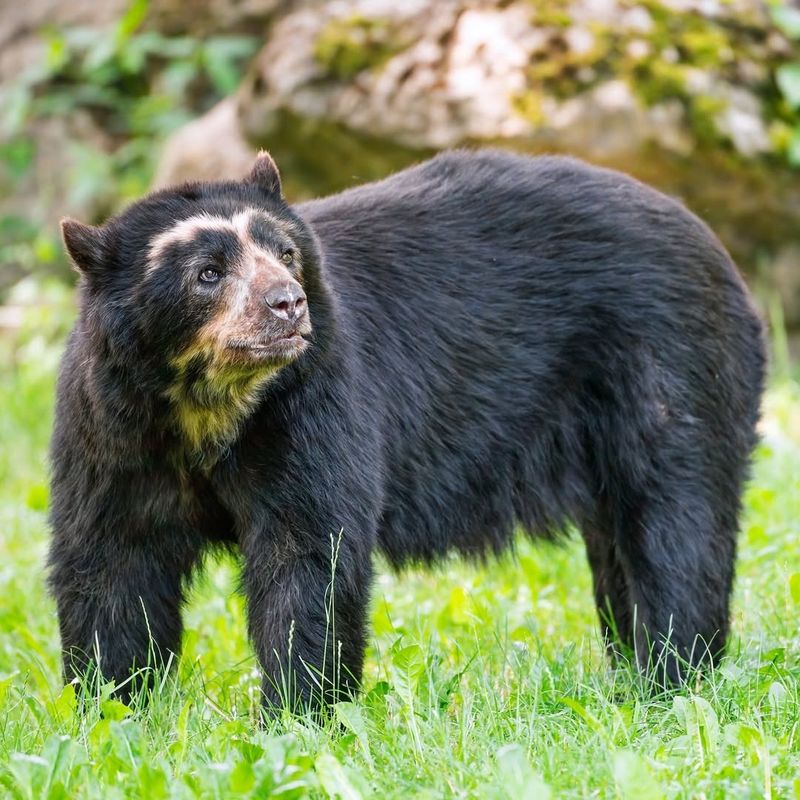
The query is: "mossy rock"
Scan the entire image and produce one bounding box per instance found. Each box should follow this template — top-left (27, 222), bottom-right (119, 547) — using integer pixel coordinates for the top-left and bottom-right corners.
top-left (313, 15), bottom-right (408, 81)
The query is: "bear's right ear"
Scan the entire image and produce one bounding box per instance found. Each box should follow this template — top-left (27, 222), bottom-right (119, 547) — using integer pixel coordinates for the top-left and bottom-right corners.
top-left (61, 218), bottom-right (107, 277)
top-left (248, 150), bottom-right (282, 197)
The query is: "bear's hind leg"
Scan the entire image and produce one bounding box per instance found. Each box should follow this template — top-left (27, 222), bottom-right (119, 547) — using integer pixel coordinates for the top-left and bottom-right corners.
top-left (581, 509), bottom-right (634, 665)
top-left (600, 443), bottom-right (742, 686)
top-left (581, 343), bottom-right (756, 685)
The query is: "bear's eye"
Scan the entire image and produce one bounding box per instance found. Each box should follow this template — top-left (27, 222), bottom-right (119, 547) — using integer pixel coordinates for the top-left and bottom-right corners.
top-left (281, 250), bottom-right (294, 264)
top-left (198, 267), bottom-right (222, 283)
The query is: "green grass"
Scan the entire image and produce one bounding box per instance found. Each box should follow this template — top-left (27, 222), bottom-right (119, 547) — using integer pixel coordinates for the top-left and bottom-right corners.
top-left (1, 286), bottom-right (799, 798)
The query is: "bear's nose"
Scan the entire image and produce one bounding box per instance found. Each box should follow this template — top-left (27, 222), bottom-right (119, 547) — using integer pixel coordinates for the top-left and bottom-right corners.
top-left (263, 282), bottom-right (307, 322)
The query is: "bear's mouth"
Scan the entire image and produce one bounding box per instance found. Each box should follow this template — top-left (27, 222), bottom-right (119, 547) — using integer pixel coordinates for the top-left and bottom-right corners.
top-left (228, 334), bottom-right (309, 362)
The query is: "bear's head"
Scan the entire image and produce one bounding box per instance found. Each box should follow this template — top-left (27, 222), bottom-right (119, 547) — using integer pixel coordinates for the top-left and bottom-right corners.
top-left (61, 152), bottom-right (319, 455)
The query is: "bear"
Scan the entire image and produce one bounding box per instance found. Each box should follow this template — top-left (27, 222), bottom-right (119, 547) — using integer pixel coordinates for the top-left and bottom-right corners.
top-left (49, 149), bottom-right (766, 713)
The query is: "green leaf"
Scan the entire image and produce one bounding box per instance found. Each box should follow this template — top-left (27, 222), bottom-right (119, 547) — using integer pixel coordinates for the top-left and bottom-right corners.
top-left (8, 753), bottom-right (48, 798)
top-left (116, 0), bottom-right (150, 42)
top-left (205, 36), bottom-right (260, 61)
top-left (788, 128), bottom-right (800, 168)
top-left (559, 696), bottom-right (603, 734)
top-left (495, 744), bottom-right (551, 800)
top-left (43, 32), bottom-right (69, 75)
top-left (772, 6), bottom-right (800, 39)
top-left (760, 647), bottom-right (786, 667)
top-left (672, 695), bottom-right (720, 763)
top-left (33, 235), bottom-right (58, 266)
top-left (41, 735), bottom-right (81, 799)
top-left (335, 702), bottom-right (372, 766)
top-left (612, 751), bottom-right (664, 800)
top-left (0, 673), bottom-right (17, 708)
top-left (100, 698), bottom-right (132, 721)
top-left (117, 36), bottom-right (151, 75)
top-left (160, 61), bottom-right (197, 99)
top-left (724, 722), bottom-right (765, 766)
top-left (25, 483), bottom-right (48, 511)
top-left (137, 762), bottom-right (168, 798)
top-left (143, 34), bottom-right (196, 60)
top-left (390, 643), bottom-right (426, 699)
top-left (202, 37), bottom-right (258, 95)
top-left (789, 573), bottom-right (800, 604)
top-left (53, 684), bottom-right (77, 723)
top-left (81, 37), bottom-right (118, 76)
top-left (776, 63), bottom-right (800, 109)
top-left (315, 752), bottom-right (363, 800)
top-left (0, 137), bottom-right (35, 180)
top-left (229, 760), bottom-right (255, 794)
top-left (0, 84), bottom-right (33, 136)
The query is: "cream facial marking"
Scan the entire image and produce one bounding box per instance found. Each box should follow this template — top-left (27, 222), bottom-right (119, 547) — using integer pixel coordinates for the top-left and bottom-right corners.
top-left (145, 209), bottom-right (300, 276)
top-left (157, 208), bottom-right (308, 459)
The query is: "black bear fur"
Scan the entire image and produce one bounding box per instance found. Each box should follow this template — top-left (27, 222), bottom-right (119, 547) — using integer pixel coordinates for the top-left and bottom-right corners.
top-left (49, 149), bottom-right (766, 711)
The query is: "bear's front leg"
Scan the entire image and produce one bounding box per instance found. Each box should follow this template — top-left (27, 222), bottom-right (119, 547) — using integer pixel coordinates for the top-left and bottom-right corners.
top-left (48, 534), bottom-right (202, 703)
top-left (240, 524), bottom-right (373, 715)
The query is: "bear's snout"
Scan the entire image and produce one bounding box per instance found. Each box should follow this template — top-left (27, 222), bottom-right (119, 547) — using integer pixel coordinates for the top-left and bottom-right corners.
top-left (263, 281), bottom-right (307, 324)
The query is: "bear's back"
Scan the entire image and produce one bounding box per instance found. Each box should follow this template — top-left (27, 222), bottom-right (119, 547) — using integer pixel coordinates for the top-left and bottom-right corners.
top-left (292, 151), bottom-right (762, 565)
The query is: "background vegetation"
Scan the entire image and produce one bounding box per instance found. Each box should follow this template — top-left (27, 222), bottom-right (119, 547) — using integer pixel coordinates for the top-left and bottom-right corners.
top-left (0, 0), bottom-right (258, 290)
top-left (1, 0), bottom-right (799, 797)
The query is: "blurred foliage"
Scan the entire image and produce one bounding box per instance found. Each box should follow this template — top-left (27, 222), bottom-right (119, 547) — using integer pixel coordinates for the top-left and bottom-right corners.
top-left (0, 0), bottom-right (257, 292)
top-left (0, 0), bottom-right (799, 303)
top-left (771, 3), bottom-right (800, 164)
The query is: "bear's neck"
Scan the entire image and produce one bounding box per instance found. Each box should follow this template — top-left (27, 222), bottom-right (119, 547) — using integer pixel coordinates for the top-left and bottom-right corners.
top-left (164, 358), bottom-right (277, 469)
top-left (74, 342), bottom-right (272, 472)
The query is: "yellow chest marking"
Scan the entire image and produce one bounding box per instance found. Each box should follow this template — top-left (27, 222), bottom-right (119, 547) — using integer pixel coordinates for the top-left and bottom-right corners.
top-left (166, 345), bottom-right (277, 460)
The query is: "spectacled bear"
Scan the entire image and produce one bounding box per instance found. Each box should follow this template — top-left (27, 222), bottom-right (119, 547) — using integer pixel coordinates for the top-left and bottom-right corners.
top-left (49, 149), bottom-right (765, 712)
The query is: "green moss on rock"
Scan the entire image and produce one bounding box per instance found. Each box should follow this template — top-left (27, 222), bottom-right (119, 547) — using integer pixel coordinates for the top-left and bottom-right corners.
top-left (517, 0), bottom-right (795, 160)
top-left (313, 14), bottom-right (406, 80)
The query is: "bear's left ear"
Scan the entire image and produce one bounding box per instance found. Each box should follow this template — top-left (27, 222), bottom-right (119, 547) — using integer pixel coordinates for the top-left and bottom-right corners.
top-left (248, 150), bottom-right (282, 197)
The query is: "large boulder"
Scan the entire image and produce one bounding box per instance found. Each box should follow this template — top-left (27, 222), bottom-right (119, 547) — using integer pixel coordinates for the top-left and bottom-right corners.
top-left (155, 0), bottom-right (800, 328)
top-left (153, 98), bottom-right (257, 187)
